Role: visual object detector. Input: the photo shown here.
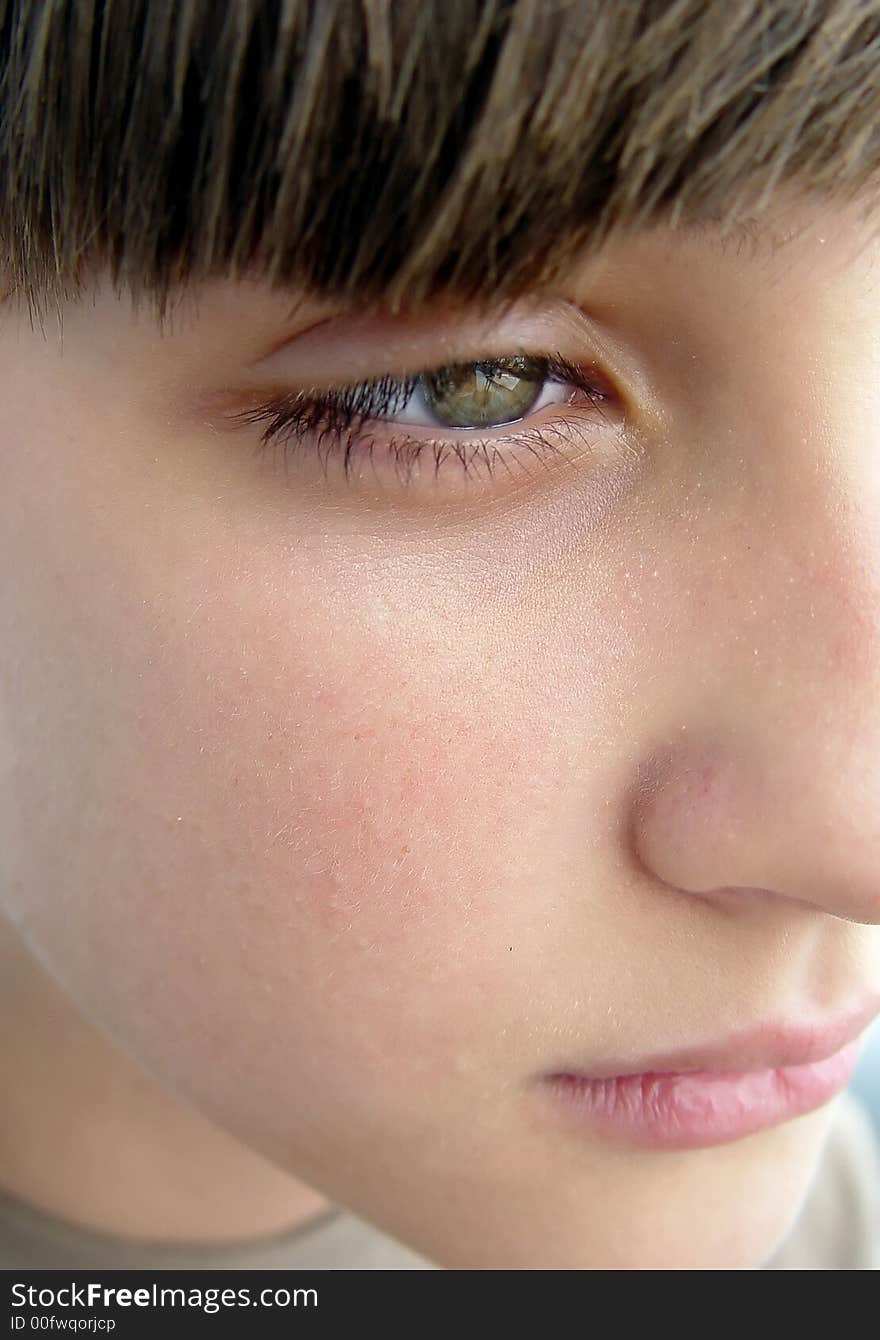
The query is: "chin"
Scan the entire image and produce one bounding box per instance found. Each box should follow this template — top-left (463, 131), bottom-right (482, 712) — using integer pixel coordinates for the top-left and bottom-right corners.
top-left (414, 1108), bottom-right (833, 1270)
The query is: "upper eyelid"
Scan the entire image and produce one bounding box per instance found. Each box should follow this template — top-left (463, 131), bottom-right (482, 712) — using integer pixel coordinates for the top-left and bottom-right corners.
top-left (247, 303), bottom-right (557, 371)
top-left (246, 299), bottom-right (624, 385)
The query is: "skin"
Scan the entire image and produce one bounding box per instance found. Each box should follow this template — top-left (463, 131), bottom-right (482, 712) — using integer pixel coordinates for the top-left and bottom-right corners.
top-left (1, 186), bottom-right (880, 1269)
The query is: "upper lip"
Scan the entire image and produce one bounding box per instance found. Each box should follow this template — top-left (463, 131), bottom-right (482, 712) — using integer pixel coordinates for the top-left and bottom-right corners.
top-left (546, 996), bottom-right (880, 1079)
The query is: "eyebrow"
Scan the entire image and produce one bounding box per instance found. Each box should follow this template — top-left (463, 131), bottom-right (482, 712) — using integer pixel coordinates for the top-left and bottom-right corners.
top-left (674, 211), bottom-right (798, 259)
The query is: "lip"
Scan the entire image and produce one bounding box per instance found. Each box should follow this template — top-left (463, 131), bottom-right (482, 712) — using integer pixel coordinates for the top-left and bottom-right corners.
top-left (537, 997), bottom-right (880, 1150)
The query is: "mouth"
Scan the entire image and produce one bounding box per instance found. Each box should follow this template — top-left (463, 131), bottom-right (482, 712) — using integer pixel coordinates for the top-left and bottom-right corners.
top-left (536, 997), bottom-right (880, 1150)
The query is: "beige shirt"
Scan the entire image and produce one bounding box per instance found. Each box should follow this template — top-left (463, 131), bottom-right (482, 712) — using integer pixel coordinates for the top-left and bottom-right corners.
top-left (1, 1090), bottom-right (876, 1270)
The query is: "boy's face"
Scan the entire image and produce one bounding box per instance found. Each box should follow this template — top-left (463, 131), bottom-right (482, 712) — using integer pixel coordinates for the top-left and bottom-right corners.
top-left (2, 187), bottom-right (880, 1268)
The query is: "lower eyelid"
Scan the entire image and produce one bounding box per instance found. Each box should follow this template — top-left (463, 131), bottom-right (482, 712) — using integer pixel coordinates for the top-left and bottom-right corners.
top-left (330, 410), bottom-right (621, 500)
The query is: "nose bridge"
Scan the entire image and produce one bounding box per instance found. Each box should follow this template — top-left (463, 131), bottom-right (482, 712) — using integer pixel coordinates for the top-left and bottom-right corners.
top-left (632, 455), bottom-right (880, 926)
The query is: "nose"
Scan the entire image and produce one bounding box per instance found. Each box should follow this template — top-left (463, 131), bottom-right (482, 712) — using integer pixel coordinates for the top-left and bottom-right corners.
top-left (632, 743), bottom-right (880, 925)
top-left (630, 496), bottom-right (880, 928)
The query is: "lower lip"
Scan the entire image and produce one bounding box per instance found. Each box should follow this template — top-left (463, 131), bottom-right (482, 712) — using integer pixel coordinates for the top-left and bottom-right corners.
top-left (540, 1039), bottom-right (863, 1150)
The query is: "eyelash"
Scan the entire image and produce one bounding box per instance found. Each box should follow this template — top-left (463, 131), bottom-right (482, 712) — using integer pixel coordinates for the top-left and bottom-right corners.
top-left (227, 352), bottom-right (615, 493)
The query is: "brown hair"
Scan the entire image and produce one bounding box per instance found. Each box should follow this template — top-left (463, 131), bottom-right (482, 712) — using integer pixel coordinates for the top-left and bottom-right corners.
top-left (3, 0), bottom-right (880, 329)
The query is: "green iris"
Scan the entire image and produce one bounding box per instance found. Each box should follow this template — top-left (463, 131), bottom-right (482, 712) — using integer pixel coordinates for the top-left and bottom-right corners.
top-left (422, 356), bottom-right (546, 428)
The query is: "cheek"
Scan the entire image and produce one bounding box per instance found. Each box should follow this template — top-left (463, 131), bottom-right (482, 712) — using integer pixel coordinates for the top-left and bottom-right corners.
top-left (214, 602), bottom-right (531, 992)
top-left (1, 499), bottom-right (558, 1141)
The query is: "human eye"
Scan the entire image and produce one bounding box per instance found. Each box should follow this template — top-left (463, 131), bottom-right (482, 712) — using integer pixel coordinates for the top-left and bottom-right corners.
top-left (221, 350), bottom-right (624, 502)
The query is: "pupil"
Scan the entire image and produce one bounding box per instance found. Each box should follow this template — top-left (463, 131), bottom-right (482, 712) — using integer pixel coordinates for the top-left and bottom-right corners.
top-left (423, 355), bottom-right (546, 428)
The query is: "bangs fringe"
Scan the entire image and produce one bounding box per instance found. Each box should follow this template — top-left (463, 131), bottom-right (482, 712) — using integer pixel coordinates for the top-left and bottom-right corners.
top-left (3, 0), bottom-right (880, 327)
